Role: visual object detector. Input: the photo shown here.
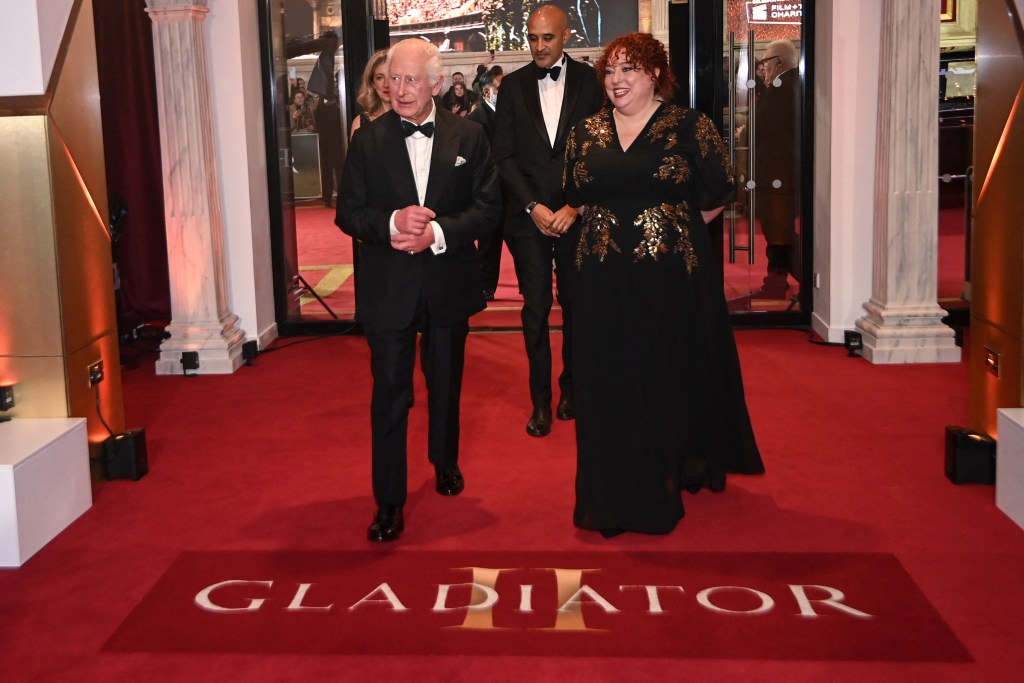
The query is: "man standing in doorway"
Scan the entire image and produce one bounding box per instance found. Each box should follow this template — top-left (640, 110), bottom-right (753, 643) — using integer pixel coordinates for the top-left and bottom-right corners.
top-left (337, 39), bottom-right (501, 542)
top-left (753, 39), bottom-right (801, 299)
top-left (492, 4), bottom-right (602, 437)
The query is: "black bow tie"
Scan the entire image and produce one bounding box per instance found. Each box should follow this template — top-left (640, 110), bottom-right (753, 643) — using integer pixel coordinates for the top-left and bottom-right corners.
top-left (401, 120), bottom-right (434, 138)
top-left (537, 65), bottom-right (562, 81)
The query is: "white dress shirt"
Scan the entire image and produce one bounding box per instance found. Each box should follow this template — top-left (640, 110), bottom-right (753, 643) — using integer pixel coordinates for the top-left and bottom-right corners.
top-left (389, 103), bottom-right (446, 254)
top-left (538, 55), bottom-right (567, 148)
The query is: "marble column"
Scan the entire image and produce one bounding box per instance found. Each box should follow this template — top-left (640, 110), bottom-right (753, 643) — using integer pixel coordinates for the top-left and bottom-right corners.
top-left (146, 0), bottom-right (244, 375)
top-left (649, 0), bottom-right (670, 48)
top-left (855, 0), bottom-right (960, 364)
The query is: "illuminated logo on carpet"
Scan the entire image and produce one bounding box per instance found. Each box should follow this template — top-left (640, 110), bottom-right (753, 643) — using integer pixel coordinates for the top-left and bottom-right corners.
top-left (104, 551), bottom-right (971, 661)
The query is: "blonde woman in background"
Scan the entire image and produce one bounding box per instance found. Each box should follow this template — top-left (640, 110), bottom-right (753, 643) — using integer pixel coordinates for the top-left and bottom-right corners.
top-left (349, 49), bottom-right (391, 139)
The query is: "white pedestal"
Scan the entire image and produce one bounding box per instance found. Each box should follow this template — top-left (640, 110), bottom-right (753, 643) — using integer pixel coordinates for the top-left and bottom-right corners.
top-left (997, 409), bottom-right (1024, 532)
top-left (0, 418), bottom-right (91, 567)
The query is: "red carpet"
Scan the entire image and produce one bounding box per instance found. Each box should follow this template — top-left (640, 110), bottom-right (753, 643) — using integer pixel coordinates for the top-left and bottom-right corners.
top-left (2, 329), bottom-right (1023, 681)
top-left (105, 550), bottom-right (967, 662)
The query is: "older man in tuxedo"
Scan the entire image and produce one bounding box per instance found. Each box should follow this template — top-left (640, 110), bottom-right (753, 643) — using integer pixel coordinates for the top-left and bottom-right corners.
top-left (337, 39), bottom-right (501, 542)
top-left (492, 4), bottom-right (602, 438)
top-left (753, 39), bottom-right (801, 300)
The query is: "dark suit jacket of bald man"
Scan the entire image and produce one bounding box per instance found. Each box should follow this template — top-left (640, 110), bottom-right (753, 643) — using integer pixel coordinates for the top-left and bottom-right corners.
top-left (491, 55), bottom-right (603, 238)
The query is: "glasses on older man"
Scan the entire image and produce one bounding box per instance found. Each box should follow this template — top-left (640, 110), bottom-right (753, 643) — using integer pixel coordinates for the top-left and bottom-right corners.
top-left (756, 56), bottom-right (782, 69)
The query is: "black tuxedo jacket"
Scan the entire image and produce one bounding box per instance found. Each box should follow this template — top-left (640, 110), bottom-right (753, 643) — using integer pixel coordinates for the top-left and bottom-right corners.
top-left (467, 102), bottom-right (495, 139)
top-left (755, 67), bottom-right (800, 192)
top-left (491, 55), bottom-right (603, 238)
top-left (336, 108), bottom-right (501, 331)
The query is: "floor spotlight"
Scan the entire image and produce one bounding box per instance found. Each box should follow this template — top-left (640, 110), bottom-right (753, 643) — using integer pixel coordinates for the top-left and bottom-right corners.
top-left (945, 426), bottom-right (996, 484)
top-left (844, 330), bottom-right (863, 357)
top-left (103, 429), bottom-right (149, 481)
top-left (181, 351), bottom-right (200, 375)
top-left (242, 340), bottom-right (258, 366)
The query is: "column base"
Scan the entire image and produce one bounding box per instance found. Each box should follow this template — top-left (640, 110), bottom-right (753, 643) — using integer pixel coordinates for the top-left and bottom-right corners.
top-left (856, 301), bottom-right (961, 364)
top-left (155, 314), bottom-right (245, 375)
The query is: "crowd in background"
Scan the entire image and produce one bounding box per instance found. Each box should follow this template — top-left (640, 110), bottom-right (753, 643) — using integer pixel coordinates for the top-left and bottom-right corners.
top-left (388, 0), bottom-right (480, 25)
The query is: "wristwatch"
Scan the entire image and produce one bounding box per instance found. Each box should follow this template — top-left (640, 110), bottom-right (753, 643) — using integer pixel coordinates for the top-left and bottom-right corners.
top-left (525, 201), bottom-right (538, 214)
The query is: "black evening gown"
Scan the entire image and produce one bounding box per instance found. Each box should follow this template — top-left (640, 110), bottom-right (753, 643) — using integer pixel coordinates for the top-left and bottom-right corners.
top-left (564, 103), bottom-right (764, 535)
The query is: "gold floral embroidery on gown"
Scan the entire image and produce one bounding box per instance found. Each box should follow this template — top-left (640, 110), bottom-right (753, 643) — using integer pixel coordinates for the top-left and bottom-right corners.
top-left (633, 202), bottom-right (698, 274)
top-left (646, 105), bottom-right (684, 149)
top-left (655, 155), bottom-right (690, 184)
top-left (575, 205), bottom-right (622, 268)
top-left (694, 113), bottom-right (733, 177)
top-left (581, 110), bottom-right (614, 157)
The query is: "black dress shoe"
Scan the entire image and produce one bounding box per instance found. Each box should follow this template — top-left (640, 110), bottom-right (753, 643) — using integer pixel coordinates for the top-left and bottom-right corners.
top-left (556, 394), bottom-right (575, 420)
top-left (750, 273), bottom-right (790, 300)
top-left (435, 465), bottom-right (465, 496)
top-left (600, 528), bottom-right (625, 538)
top-left (367, 505), bottom-right (404, 542)
top-left (526, 405), bottom-right (552, 437)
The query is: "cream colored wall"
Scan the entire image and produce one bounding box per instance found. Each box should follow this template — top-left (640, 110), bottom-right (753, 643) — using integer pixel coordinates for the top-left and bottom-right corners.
top-left (206, 0), bottom-right (277, 350)
top-left (812, 0), bottom-right (881, 343)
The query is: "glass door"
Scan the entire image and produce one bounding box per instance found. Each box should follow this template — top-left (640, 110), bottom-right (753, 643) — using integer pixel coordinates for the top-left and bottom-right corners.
top-left (674, 0), bottom-right (812, 324)
top-left (260, 0), bottom-right (376, 333)
top-left (720, 0), bottom-right (807, 316)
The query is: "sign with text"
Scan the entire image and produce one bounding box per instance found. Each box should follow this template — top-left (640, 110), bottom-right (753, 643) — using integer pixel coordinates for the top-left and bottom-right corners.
top-left (748, 1), bottom-right (803, 25)
top-left (105, 551), bottom-right (971, 661)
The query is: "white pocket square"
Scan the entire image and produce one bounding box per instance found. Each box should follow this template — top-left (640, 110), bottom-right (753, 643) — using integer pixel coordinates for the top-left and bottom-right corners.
top-left (455, 156), bottom-right (467, 167)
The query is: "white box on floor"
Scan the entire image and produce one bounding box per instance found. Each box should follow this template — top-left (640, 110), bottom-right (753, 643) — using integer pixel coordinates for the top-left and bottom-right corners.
top-left (0, 418), bottom-right (91, 567)
top-left (997, 408), bottom-right (1024, 532)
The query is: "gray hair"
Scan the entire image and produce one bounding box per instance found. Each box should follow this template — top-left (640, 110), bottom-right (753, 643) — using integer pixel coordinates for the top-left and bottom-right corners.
top-left (764, 39), bottom-right (798, 69)
top-left (388, 38), bottom-right (442, 82)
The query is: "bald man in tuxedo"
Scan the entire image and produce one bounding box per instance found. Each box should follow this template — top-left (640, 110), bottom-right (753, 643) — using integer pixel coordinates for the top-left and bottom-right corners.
top-left (492, 4), bottom-right (602, 438)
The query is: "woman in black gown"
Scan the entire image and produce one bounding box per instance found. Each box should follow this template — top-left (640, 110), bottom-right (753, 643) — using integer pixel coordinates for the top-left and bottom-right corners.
top-left (564, 33), bottom-right (764, 537)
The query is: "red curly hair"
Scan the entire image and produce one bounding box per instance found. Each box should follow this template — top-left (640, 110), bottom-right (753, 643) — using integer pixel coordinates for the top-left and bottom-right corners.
top-left (594, 32), bottom-right (676, 103)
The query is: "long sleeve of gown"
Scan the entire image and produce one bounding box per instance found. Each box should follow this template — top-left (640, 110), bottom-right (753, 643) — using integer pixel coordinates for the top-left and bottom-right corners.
top-left (691, 112), bottom-right (737, 211)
